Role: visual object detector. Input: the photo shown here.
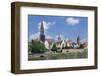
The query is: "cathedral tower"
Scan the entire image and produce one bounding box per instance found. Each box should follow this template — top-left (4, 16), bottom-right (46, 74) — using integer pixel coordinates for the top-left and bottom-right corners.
top-left (40, 21), bottom-right (45, 42)
top-left (77, 35), bottom-right (80, 45)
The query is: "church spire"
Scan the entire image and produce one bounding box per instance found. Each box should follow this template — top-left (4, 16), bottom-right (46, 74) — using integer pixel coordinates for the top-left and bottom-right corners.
top-left (40, 20), bottom-right (45, 42)
top-left (40, 20), bottom-right (44, 34)
top-left (77, 35), bottom-right (80, 45)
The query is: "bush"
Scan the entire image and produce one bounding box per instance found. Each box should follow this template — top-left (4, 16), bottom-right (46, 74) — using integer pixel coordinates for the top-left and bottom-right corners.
top-left (30, 40), bottom-right (47, 54)
top-left (77, 44), bottom-right (84, 49)
top-left (51, 43), bottom-right (57, 52)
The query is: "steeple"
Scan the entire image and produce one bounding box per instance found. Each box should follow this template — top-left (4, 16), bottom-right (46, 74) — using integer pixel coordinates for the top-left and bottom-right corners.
top-left (58, 35), bottom-right (61, 41)
top-left (77, 35), bottom-right (80, 45)
top-left (40, 20), bottom-right (45, 42)
top-left (40, 21), bottom-right (44, 35)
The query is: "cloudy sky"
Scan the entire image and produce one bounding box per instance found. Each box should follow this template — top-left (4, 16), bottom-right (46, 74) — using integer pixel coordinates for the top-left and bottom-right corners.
top-left (28, 15), bottom-right (88, 42)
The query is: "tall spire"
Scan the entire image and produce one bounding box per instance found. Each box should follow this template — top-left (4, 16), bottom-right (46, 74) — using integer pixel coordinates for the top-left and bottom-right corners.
top-left (40, 20), bottom-right (45, 42)
top-left (77, 35), bottom-right (80, 45)
top-left (58, 35), bottom-right (61, 41)
top-left (40, 20), bottom-right (44, 34)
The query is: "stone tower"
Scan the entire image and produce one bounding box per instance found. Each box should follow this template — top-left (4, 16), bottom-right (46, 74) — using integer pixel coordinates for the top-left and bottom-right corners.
top-left (40, 21), bottom-right (45, 42)
top-left (77, 35), bottom-right (80, 45)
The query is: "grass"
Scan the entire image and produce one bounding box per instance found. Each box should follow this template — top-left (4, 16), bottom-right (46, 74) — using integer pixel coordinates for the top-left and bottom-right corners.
top-left (28, 49), bottom-right (88, 61)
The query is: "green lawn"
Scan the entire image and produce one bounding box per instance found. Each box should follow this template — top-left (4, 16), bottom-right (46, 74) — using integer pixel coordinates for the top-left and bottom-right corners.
top-left (28, 49), bottom-right (88, 61)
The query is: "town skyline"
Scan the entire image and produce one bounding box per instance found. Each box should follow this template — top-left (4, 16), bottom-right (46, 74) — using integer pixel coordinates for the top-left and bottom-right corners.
top-left (28, 15), bottom-right (88, 42)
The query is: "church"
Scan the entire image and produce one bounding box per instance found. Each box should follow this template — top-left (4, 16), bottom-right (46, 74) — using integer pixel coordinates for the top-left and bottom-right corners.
top-left (40, 21), bottom-right (45, 42)
top-left (39, 21), bottom-right (54, 50)
top-left (37, 20), bottom-right (86, 50)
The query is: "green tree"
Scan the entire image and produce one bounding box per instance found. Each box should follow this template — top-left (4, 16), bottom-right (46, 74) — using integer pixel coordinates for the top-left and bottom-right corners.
top-left (30, 40), bottom-right (47, 53)
top-left (79, 44), bottom-right (84, 49)
top-left (51, 44), bottom-right (57, 53)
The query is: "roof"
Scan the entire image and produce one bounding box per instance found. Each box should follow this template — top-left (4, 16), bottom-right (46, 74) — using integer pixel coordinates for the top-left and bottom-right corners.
top-left (45, 39), bottom-right (54, 45)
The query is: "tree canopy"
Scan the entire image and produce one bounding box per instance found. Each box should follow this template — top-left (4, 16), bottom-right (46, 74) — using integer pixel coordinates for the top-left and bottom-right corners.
top-left (30, 40), bottom-right (47, 53)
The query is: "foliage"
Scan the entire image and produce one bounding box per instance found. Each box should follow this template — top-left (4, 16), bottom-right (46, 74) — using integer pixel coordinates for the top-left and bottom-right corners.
top-left (79, 44), bottom-right (84, 49)
top-left (77, 44), bottom-right (84, 49)
top-left (30, 40), bottom-right (47, 54)
top-left (51, 43), bottom-right (58, 52)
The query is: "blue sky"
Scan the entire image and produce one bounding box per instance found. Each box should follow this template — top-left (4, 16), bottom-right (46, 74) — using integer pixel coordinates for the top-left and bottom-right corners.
top-left (28, 15), bottom-right (88, 42)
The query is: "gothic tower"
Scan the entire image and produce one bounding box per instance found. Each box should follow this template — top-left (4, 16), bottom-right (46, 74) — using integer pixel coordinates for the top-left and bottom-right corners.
top-left (77, 35), bottom-right (80, 45)
top-left (40, 21), bottom-right (45, 42)
top-left (58, 35), bottom-right (61, 42)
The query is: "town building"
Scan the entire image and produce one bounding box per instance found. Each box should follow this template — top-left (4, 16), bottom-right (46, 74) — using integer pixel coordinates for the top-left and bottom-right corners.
top-left (32, 20), bottom-right (87, 50)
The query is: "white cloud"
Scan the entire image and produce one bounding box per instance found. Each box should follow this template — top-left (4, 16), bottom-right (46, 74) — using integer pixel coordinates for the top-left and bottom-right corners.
top-left (29, 32), bottom-right (53, 41)
top-left (29, 20), bottom-right (55, 41)
top-left (66, 17), bottom-right (79, 25)
top-left (46, 35), bottom-right (53, 39)
top-left (29, 32), bottom-right (40, 41)
top-left (81, 38), bottom-right (88, 43)
top-left (38, 20), bottom-right (55, 31)
top-left (47, 21), bottom-right (55, 26)
top-left (60, 34), bottom-right (65, 40)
